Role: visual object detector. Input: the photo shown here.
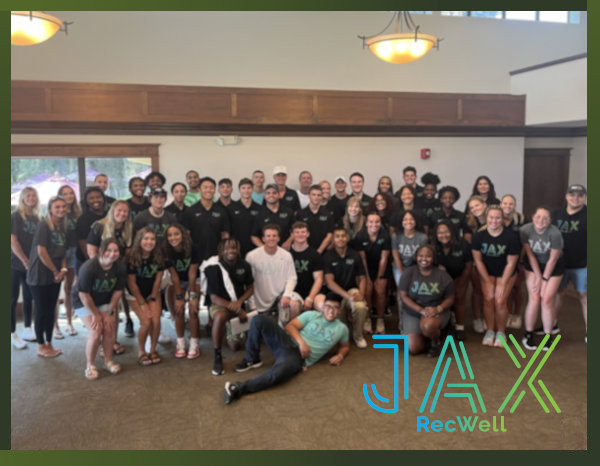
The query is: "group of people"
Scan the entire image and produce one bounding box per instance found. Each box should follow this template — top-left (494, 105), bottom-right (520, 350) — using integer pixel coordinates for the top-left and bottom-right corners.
top-left (10, 165), bottom-right (587, 404)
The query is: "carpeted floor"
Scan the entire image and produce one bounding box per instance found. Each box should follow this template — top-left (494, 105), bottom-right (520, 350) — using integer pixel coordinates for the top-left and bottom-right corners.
top-left (11, 289), bottom-right (587, 450)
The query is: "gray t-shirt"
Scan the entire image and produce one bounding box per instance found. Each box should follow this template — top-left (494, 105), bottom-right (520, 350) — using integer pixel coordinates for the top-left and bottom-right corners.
top-left (391, 231), bottom-right (428, 268)
top-left (519, 223), bottom-right (563, 264)
top-left (398, 266), bottom-right (454, 318)
top-left (26, 221), bottom-right (67, 286)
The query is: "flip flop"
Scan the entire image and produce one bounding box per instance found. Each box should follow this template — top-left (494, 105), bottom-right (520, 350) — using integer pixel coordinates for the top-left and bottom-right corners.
top-left (149, 352), bottom-right (161, 364)
top-left (113, 343), bottom-right (126, 355)
top-left (137, 353), bottom-right (152, 366)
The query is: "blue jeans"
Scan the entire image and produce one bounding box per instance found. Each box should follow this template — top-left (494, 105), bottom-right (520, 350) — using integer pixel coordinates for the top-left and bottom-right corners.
top-left (238, 314), bottom-right (304, 395)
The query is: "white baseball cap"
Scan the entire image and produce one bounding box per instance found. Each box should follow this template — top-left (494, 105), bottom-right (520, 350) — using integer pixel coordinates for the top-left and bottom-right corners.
top-left (273, 165), bottom-right (288, 175)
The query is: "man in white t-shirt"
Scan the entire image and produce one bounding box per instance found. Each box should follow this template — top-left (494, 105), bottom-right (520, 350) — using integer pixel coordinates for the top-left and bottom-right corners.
top-left (296, 170), bottom-right (313, 209)
top-left (245, 224), bottom-right (297, 326)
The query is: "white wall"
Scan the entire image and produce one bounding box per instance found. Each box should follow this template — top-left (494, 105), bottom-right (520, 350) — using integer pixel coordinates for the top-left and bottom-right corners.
top-left (12, 133), bottom-right (525, 211)
top-left (511, 58), bottom-right (587, 125)
top-left (11, 11), bottom-right (587, 94)
top-left (525, 137), bottom-right (587, 187)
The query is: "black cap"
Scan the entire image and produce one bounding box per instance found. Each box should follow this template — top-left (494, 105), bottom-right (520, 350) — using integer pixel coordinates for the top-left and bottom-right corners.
top-left (568, 184), bottom-right (586, 195)
top-left (150, 187), bottom-right (167, 197)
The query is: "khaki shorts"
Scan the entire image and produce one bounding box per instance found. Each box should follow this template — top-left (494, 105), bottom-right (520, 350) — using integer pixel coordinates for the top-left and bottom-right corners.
top-left (209, 304), bottom-right (243, 343)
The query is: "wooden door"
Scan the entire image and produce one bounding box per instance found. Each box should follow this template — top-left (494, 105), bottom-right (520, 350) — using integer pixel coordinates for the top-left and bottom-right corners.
top-left (523, 148), bottom-right (570, 218)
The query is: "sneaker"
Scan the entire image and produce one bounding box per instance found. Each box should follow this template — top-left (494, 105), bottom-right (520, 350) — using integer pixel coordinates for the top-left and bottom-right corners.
top-left (224, 381), bottom-right (241, 404)
top-left (534, 324), bottom-right (560, 336)
top-left (124, 319), bottom-right (134, 337)
top-left (494, 332), bottom-right (507, 348)
top-left (541, 334), bottom-right (554, 352)
top-left (507, 314), bottom-right (522, 329)
top-left (187, 338), bottom-right (200, 359)
top-left (21, 327), bottom-right (36, 342)
top-left (522, 332), bottom-right (537, 350)
top-left (384, 307), bottom-right (392, 317)
top-left (363, 319), bottom-right (373, 334)
top-left (158, 332), bottom-right (171, 344)
top-left (455, 329), bottom-right (466, 342)
top-left (11, 333), bottom-right (27, 350)
top-left (354, 336), bottom-right (368, 349)
top-left (212, 353), bottom-right (224, 376)
top-left (375, 318), bottom-right (385, 334)
top-left (482, 330), bottom-right (495, 346)
top-left (175, 338), bottom-right (187, 358)
top-left (473, 318), bottom-right (486, 334)
top-left (234, 358), bottom-right (263, 373)
top-left (54, 327), bottom-right (65, 340)
top-left (428, 341), bottom-right (441, 358)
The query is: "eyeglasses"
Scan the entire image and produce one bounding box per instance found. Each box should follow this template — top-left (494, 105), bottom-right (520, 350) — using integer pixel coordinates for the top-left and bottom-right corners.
top-left (323, 303), bottom-right (341, 311)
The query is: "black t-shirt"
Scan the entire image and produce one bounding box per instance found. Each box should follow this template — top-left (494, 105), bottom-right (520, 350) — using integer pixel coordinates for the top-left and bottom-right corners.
top-left (65, 211), bottom-right (78, 248)
top-left (356, 193), bottom-right (372, 215)
top-left (76, 210), bottom-right (107, 262)
top-left (471, 228), bottom-right (520, 277)
top-left (11, 212), bottom-right (40, 272)
top-left (203, 258), bottom-right (253, 307)
top-left (167, 245), bottom-right (201, 283)
top-left (183, 202), bottom-right (231, 262)
top-left (436, 240), bottom-right (473, 279)
top-left (295, 206), bottom-right (335, 250)
top-left (86, 221), bottom-right (130, 256)
top-left (71, 257), bottom-right (126, 309)
top-left (227, 199), bottom-right (262, 256)
top-left (133, 209), bottom-right (177, 243)
top-left (280, 187), bottom-right (301, 212)
top-left (553, 205), bottom-right (587, 268)
top-left (326, 195), bottom-right (349, 226)
top-left (353, 228), bottom-right (392, 279)
top-left (290, 246), bottom-right (324, 298)
top-left (430, 209), bottom-right (470, 237)
top-left (165, 202), bottom-right (187, 225)
top-left (127, 198), bottom-right (150, 221)
top-left (26, 221), bottom-right (67, 286)
top-left (398, 266), bottom-right (454, 318)
top-left (127, 255), bottom-right (166, 299)
top-left (251, 205), bottom-right (294, 245)
top-left (323, 247), bottom-right (365, 291)
top-left (416, 197), bottom-right (442, 224)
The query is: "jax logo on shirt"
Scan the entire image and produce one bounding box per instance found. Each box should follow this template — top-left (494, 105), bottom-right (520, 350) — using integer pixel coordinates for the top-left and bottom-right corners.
top-left (93, 277), bottom-right (118, 293)
top-left (51, 231), bottom-right (66, 247)
top-left (556, 219), bottom-right (579, 233)
top-left (409, 281), bottom-right (440, 295)
top-left (23, 220), bottom-right (37, 234)
top-left (137, 263), bottom-right (158, 278)
top-left (480, 242), bottom-right (506, 257)
top-left (528, 239), bottom-right (551, 255)
top-left (295, 259), bottom-right (310, 273)
top-left (175, 257), bottom-right (191, 272)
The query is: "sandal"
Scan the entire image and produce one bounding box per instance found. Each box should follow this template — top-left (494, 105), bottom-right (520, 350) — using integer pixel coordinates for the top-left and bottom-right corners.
top-left (66, 324), bottom-right (78, 336)
top-left (149, 351), bottom-right (161, 364)
top-left (113, 343), bottom-right (126, 355)
top-left (137, 353), bottom-right (152, 366)
top-left (103, 360), bottom-right (122, 375)
top-left (85, 365), bottom-right (99, 380)
top-left (54, 328), bottom-right (65, 340)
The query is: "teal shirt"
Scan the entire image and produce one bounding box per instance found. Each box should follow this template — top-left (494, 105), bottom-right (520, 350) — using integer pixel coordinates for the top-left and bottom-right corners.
top-left (251, 191), bottom-right (264, 205)
top-left (297, 311), bottom-right (349, 367)
top-left (184, 191), bottom-right (202, 207)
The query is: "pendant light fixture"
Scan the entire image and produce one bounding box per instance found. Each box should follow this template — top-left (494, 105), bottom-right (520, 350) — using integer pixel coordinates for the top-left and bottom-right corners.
top-left (358, 11), bottom-right (441, 64)
top-left (11, 11), bottom-right (71, 46)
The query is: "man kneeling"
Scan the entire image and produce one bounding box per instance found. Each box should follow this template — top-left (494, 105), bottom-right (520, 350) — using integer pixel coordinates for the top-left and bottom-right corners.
top-left (224, 292), bottom-right (350, 404)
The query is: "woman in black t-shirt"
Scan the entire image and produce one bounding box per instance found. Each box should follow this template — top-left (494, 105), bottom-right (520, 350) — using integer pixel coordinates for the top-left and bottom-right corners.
top-left (471, 206), bottom-right (520, 348)
top-left (165, 224), bottom-right (201, 359)
top-left (398, 245), bottom-right (455, 357)
top-left (356, 213), bottom-right (391, 335)
top-left (434, 220), bottom-right (472, 341)
top-left (366, 193), bottom-right (396, 231)
top-left (165, 182), bottom-right (188, 225)
top-left (470, 175), bottom-right (501, 207)
top-left (126, 227), bottom-right (166, 366)
top-left (342, 197), bottom-right (365, 242)
top-left (11, 187), bottom-right (41, 349)
top-left (56, 184), bottom-right (82, 338)
top-left (26, 196), bottom-right (68, 358)
top-left (73, 238), bottom-right (126, 379)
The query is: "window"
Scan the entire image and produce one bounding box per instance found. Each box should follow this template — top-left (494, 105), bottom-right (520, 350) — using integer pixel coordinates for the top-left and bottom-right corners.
top-left (505, 11), bottom-right (537, 21)
top-left (441, 11), bottom-right (468, 17)
top-left (11, 144), bottom-right (158, 213)
top-left (409, 11), bottom-right (432, 15)
top-left (470, 11), bottom-right (502, 19)
top-left (439, 11), bottom-right (581, 24)
top-left (539, 11), bottom-right (568, 23)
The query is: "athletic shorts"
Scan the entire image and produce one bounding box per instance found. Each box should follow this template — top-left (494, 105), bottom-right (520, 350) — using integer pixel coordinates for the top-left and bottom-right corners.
top-left (401, 309), bottom-right (450, 335)
top-left (524, 258), bottom-right (565, 277)
top-left (560, 267), bottom-right (587, 293)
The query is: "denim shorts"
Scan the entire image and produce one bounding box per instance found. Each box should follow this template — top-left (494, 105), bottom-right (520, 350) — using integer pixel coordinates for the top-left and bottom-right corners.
top-left (74, 303), bottom-right (111, 319)
top-left (560, 267), bottom-right (587, 293)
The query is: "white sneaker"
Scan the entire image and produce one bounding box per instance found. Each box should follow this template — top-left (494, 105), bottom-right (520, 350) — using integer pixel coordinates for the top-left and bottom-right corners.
top-left (11, 333), bottom-right (27, 350)
top-left (21, 327), bottom-right (36, 342)
top-left (363, 319), bottom-right (373, 333)
top-left (473, 318), bottom-right (485, 334)
top-left (482, 330), bottom-right (495, 346)
top-left (54, 327), bottom-right (65, 340)
top-left (354, 336), bottom-right (368, 349)
top-left (158, 332), bottom-right (171, 344)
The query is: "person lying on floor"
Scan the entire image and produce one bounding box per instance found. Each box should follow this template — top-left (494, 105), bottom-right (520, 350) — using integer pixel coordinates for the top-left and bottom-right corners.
top-left (223, 291), bottom-right (350, 404)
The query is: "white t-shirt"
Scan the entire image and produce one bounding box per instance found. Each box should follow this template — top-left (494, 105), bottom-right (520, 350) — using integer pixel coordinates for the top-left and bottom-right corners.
top-left (297, 190), bottom-right (310, 209)
top-left (245, 246), bottom-right (297, 312)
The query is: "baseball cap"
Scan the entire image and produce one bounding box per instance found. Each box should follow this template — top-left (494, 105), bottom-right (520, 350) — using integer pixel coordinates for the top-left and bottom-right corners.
top-left (334, 176), bottom-right (347, 184)
top-left (273, 165), bottom-right (287, 175)
top-left (264, 183), bottom-right (279, 192)
top-left (568, 184), bottom-right (587, 195)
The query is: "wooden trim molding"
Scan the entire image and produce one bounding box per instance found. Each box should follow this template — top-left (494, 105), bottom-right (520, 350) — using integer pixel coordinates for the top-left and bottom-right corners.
top-left (12, 80), bottom-right (527, 136)
top-left (11, 144), bottom-right (160, 171)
